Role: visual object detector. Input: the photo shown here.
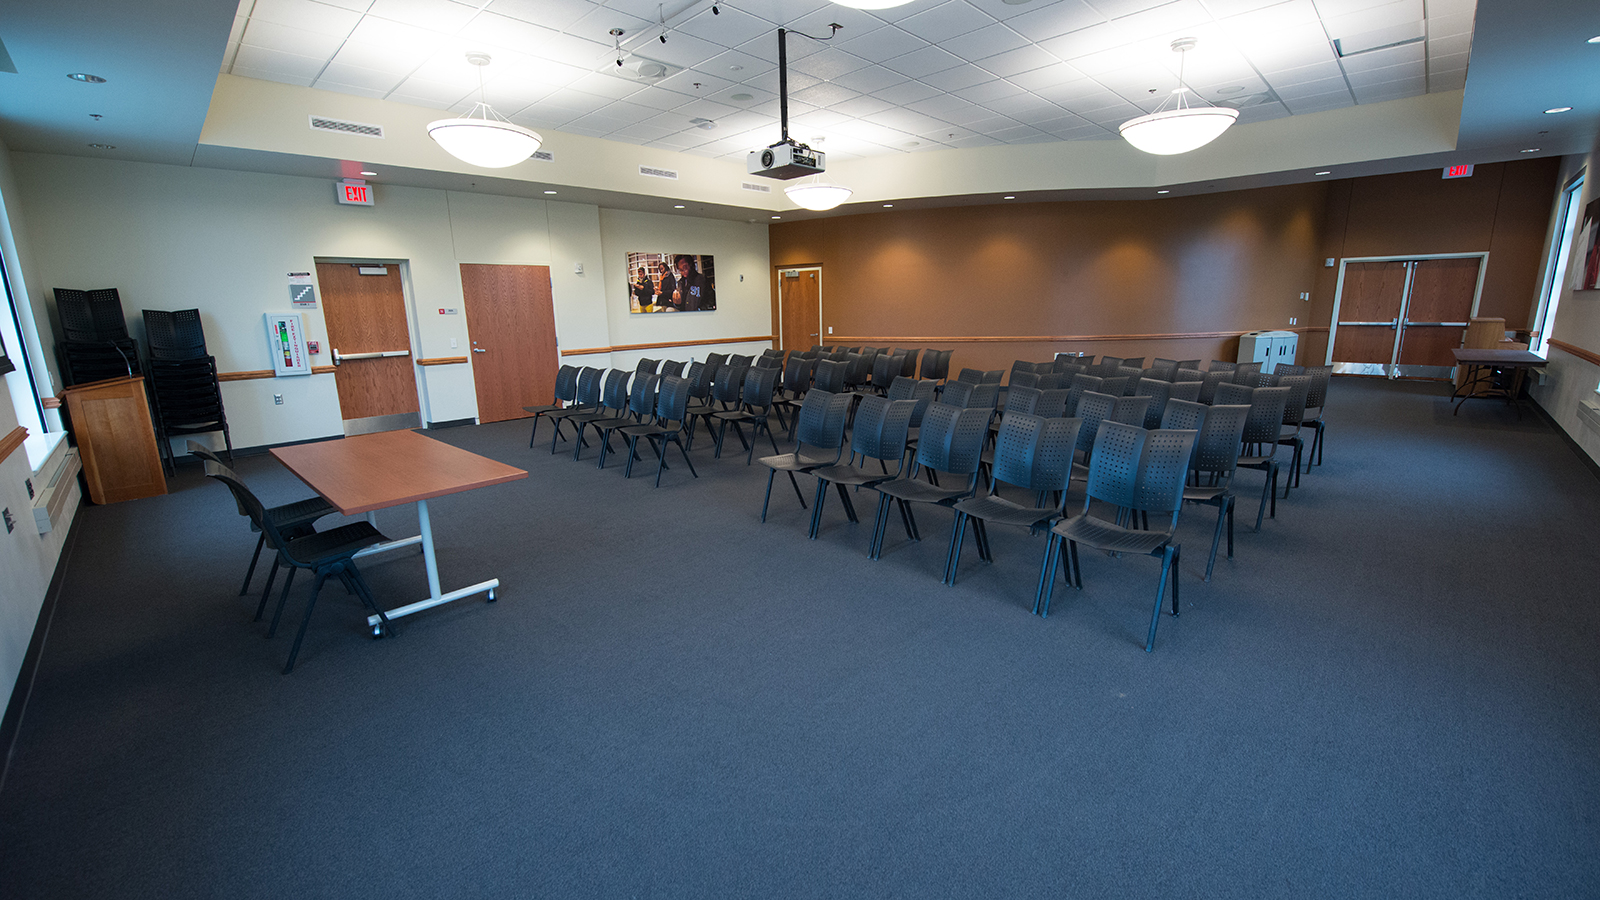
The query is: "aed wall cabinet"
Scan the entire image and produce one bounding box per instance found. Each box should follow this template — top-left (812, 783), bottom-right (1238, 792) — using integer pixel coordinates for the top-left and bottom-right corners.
top-left (1238, 330), bottom-right (1300, 373)
top-left (264, 313), bottom-right (311, 376)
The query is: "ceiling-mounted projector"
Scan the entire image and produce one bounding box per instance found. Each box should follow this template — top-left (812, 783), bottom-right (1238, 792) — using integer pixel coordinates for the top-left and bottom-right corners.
top-left (748, 139), bottom-right (824, 180)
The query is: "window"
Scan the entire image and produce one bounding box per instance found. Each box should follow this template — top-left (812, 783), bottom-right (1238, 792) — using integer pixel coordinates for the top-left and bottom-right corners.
top-left (1532, 173), bottom-right (1584, 358)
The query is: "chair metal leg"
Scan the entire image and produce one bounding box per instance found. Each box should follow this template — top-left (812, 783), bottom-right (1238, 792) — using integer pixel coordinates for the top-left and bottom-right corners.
top-left (943, 511), bottom-right (968, 585)
top-left (1033, 533), bottom-right (1060, 615)
top-left (283, 568), bottom-right (330, 674)
top-left (1205, 502), bottom-right (1225, 582)
top-left (1145, 546), bottom-right (1175, 652)
top-left (787, 471), bottom-right (807, 508)
top-left (1254, 471), bottom-right (1271, 532)
top-left (676, 438), bottom-right (698, 479)
top-left (901, 501), bottom-right (920, 541)
top-left (1170, 545), bottom-right (1181, 616)
top-left (267, 566), bottom-right (298, 637)
top-left (762, 470), bottom-right (776, 522)
top-left (255, 555), bottom-right (281, 621)
top-left (836, 483), bottom-right (858, 523)
top-left (869, 494), bottom-right (891, 559)
top-left (241, 533), bottom-right (267, 596)
top-left (1068, 539), bottom-right (1082, 589)
top-left (973, 518), bottom-right (992, 563)
top-left (809, 477), bottom-right (829, 539)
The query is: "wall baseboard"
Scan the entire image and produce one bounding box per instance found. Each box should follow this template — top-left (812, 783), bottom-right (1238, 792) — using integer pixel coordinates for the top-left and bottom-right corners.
top-left (0, 514), bottom-right (79, 795)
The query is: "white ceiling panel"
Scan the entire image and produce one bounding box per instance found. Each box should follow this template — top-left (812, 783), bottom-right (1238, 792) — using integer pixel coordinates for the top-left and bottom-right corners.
top-left (872, 80), bottom-right (946, 106)
top-left (484, 0), bottom-right (593, 32)
top-left (1429, 69), bottom-right (1466, 91)
top-left (985, 92), bottom-right (1070, 120)
top-left (1283, 90), bottom-right (1356, 113)
top-left (1272, 76), bottom-right (1351, 99)
top-left (240, 20), bottom-right (348, 59)
top-left (883, 44), bottom-right (968, 79)
top-left (830, 94), bottom-right (899, 119)
top-left (1003, 0), bottom-right (1109, 42)
top-left (741, 67), bottom-right (822, 96)
top-left (790, 81), bottom-right (862, 108)
top-left (1008, 62), bottom-right (1090, 91)
top-left (941, 24), bottom-right (1032, 63)
top-left (233, 44), bottom-right (328, 81)
top-left (674, 7), bottom-right (773, 50)
top-left (920, 66), bottom-right (996, 93)
top-left (830, 65), bottom-right (909, 94)
top-left (896, 1), bottom-right (1002, 44)
top-left (366, 0), bottom-right (479, 33)
top-left (974, 45), bottom-right (1065, 79)
top-left (456, 14), bottom-right (559, 56)
top-left (1263, 59), bottom-right (1346, 87)
top-left (873, 108), bottom-right (959, 135)
top-left (953, 78), bottom-right (1026, 104)
top-left (834, 27), bottom-right (928, 64)
top-left (249, 0), bottom-right (365, 35)
top-left (230, 64), bottom-right (316, 87)
top-left (319, 60), bottom-right (406, 92)
top-left (1337, 41), bottom-right (1425, 73)
top-left (788, 47), bottom-right (870, 81)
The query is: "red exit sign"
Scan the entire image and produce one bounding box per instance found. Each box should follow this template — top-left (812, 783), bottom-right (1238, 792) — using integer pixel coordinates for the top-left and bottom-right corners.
top-left (1442, 164), bottom-right (1475, 179)
top-left (336, 179), bottom-right (374, 205)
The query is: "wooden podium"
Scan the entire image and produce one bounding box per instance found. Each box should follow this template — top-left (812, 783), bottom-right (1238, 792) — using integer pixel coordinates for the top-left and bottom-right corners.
top-left (60, 375), bottom-right (166, 504)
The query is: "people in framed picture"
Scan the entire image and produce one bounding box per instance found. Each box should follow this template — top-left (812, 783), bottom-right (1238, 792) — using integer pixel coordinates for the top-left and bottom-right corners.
top-left (669, 254), bottom-right (715, 311)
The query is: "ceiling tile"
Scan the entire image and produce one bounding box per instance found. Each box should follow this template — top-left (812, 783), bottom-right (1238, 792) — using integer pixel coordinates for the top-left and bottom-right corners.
top-left (973, 45), bottom-right (1063, 79)
top-left (1427, 33), bottom-right (1471, 58)
top-left (248, 0), bottom-right (364, 36)
top-left (538, 32), bottom-right (613, 68)
top-left (789, 47), bottom-right (870, 81)
top-left (645, 31), bottom-right (728, 69)
top-left (1037, 22), bottom-right (1129, 64)
top-left (347, 14), bottom-right (444, 55)
top-left (1425, 11), bottom-right (1474, 39)
top-left (829, 94), bottom-right (897, 118)
top-left (984, 92), bottom-right (1068, 119)
top-left (1283, 90), bottom-right (1355, 113)
top-left (674, 6), bottom-right (775, 49)
top-left (789, 109), bottom-right (852, 129)
top-left (622, 84), bottom-right (695, 110)
top-left (783, 4), bottom-right (889, 38)
top-left (896, 1), bottom-right (1000, 44)
top-left (835, 27), bottom-right (927, 63)
top-left (673, 97), bottom-right (742, 120)
top-left (485, 0), bottom-right (597, 32)
top-left (317, 60), bottom-right (408, 91)
top-left (457, 13), bottom-right (559, 55)
top-left (905, 93), bottom-right (981, 117)
top-left (655, 68), bottom-right (740, 96)
top-left (944, 133), bottom-right (1004, 148)
top-left (1428, 69), bottom-right (1465, 91)
top-left (1003, 0), bottom-right (1107, 42)
top-left (741, 67), bottom-right (821, 95)
top-left (703, 49), bottom-right (777, 78)
top-left (1261, 59), bottom-right (1345, 87)
top-left (941, 24), bottom-right (1031, 63)
top-left (390, 77), bottom-right (473, 106)
top-left (1337, 41), bottom-right (1423, 73)
top-left (366, 0), bottom-right (480, 32)
top-left (704, 84), bottom-right (777, 109)
top-left (830, 118), bottom-right (919, 147)
top-left (1233, 101), bottom-right (1293, 124)
top-left (830, 65), bottom-right (909, 94)
top-left (229, 64), bottom-right (316, 88)
top-left (1427, 52), bottom-right (1468, 72)
top-left (954, 78), bottom-right (1024, 103)
top-left (790, 81), bottom-right (862, 108)
top-left (876, 44), bottom-right (960, 78)
top-left (234, 43), bottom-right (329, 80)
top-left (871, 80), bottom-right (945, 105)
top-left (718, 0), bottom-right (831, 25)
top-left (1271, 76), bottom-right (1349, 99)
top-left (241, 19), bottom-right (349, 58)
top-left (1201, 0), bottom-right (1290, 15)
top-left (1345, 59), bottom-right (1424, 86)
top-left (1218, 0), bottom-right (1322, 42)
top-left (873, 108), bottom-right (957, 135)
top-left (1088, 0), bottom-right (1180, 16)
top-left (1241, 24), bottom-right (1339, 70)
top-left (327, 39), bottom-right (427, 74)
top-left (1007, 61), bottom-right (1088, 91)
top-left (1322, 0), bottom-right (1423, 40)
top-left (987, 122), bottom-right (1048, 141)
top-left (563, 72), bottom-right (644, 100)
top-left (919, 66), bottom-right (996, 93)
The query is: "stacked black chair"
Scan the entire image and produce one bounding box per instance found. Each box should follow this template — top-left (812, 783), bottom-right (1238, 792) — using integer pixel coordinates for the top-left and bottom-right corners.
top-left (813, 358), bottom-right (849, 394)
top-left (1134, 378), bottom-right (1172, 429)
top-left (1035, 422), bottom-right (1199, 652)
top-left (688, 364), bottom-right (746, 450)
top-left (1064, 374), bottom-right (1103, 417)
top-left (1168, 380), bottom-right (1202, 404)
top-left (1197, 371), bottom-right (1230, 405)
top-left (143, 308), bottom-right (232, 475)
top-left (1275, 374), bottom-right (1313, 494)
top-left (1298, 365), bottom-right (1332, 471)
top-left (773, 354), bottom-right (817, 437)
top-left (1232, 384), bottom-right (1289, 530)
top-left (54, 288), bottom-right (139, 386)
top-left (1147, 358), bottom-right (1180, 381)
top-left (659, 360), bottom-right (688, 377)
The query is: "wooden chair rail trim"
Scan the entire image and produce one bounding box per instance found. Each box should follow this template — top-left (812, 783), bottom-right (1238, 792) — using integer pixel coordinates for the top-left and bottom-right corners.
top-left (0, 426), bottom-right (27, 464)
top-left (828, 330), bottom-right (1269, 345)
top-left (560, 335), bottom-right (775, 357)
top-left (1549, 339), bottom-right (1600, 368)
top-left (217, 366), bottom-right (336, 382)
top-left (417, 356), bottom-right (469, 366)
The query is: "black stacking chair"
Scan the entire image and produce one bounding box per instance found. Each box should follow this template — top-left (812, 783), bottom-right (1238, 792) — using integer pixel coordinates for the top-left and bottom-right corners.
top-left (1231, 362), bottom-right (1263, 384)
top-left (867, 352), bottom-right (902, 395)
top-left (1234, 385), bottom-right (1289, 530)
top-left (898, 348), bottom-right (921, 377)
top-left (1198, 371), bottom-right (1230, 404)
top-left (889, 376), bottom-right (938, 462)
top-left (191, 440), bottom-right (335, 599)
top-left (596, 374), bottom-right (660, 469)
top-left (757, 390), bottom-right (853, 522)
top-left (569, 369), bottom-right (631, 461)
top-left (687, 364), bottom-right (744, 449)
top-left (920, 349), bottom-right (952, 387)
top-left (1299, 365), bottom-right (1332, 471)
top-left (1098, 375), bottom-right (1131, 398)
top-left (1175, 367), bottom-right (1205, 383)
top-left (813, 357), bottom-right (849, 394)
top-left (681, 361), bottom-right (714, 436)
top-left (1168, 380), bottom-right (1202, 404)
top-left (728, 354), bottom-right (754, 367)
top-left (1134, 378), bottom-right (1172, 429)
top-left (1109, 394), bottom-right (1152, 427)
top-left (773, 353), bottom-right (817, 438)
top-left (1068, 390), bottom-right (1116, 489)
top-left (620, 375), bottom-right (698, 487)
top-left (1064, 374), bottom-right (1103, 417)
top-left (1181, 403), bottom-right (1249, 581)
top-left (1119, 357), bottom-right (1145, 370)
top-left (1009, 370), bottom-right (1041, 391)
top-left (942, 379), bottom-right (1000, 412)
top-left (1275, 364), bottom-right (1306, 377)
top-left (713, 364), bottom-right (781, 463)
top-left (1208, 360), bottom-right (1236, 373)
top-left (945, 413), bottom-right (1081, 587)
top-left (1113, 366), bottom-right (1144, 392)
top-left (1147, 358), bottom-right (1180, 381)
top-left (525, 364), bottom-right (579, 447)
top-left (842, 351), bottom-right (875, 393)
top-left (1094, 356), bottom-right (1124, 376)
top-left (205, 462), bottom-right (390, 674)
top-left (806, 395), bottom-right (917, 539)
top-left (1034, 423), bottom-right (1198, 652)
top-left (1177, 359), bottom-right (1201, 372)
top-left (1160, 397), bottom-right (1207, 431)
top-left (659, 360), bottom-right (687, 377)
top-left (543, 366), bottom-right (601, 453)
top-left (867, 403), bottom-right (991, 561)
top-left (635, 358), bottom-right (661, 377)
top-left (1275, 374), bottom-right (1313, 493)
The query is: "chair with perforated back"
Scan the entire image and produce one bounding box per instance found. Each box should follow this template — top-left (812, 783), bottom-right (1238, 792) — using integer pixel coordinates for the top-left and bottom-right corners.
top-left (868, 352), bottom-right (901, 395)
top-left (543, 366), bottom-right (601, 453)
top-left (1135, 378), bottom-right (1172, 429)
top-left (758, 389), bottom-right (853, 522)
top-left (1098, 375), bottom-right (1131, 398)
top-left (1161, 398), bottom-right (1206, 431)
top-left (205, 461), bottom-right (390, 674)
top-left (843, 350), bottom-right (876, 392)
top-left (1274, 374), bottom-right (1312, 494)
top-left (773, 353), bottom-right (817, 437)
top-left (1035, 423), bottom-right (1198, 652)
top-left (1114, 367), bottom-right (1144, 392)
top-left (899, 348), bottom-right (920, 377)
top-left (1054, 354), bottom-right (1091, 374)
top-left (1119, 357), bottom-right (1146, 370)
top-left (945, 413), bottom-right (1081, 587)
top-left (1198, 371), bottom-right (1229, 404)
top-left (813, 357), bottom-right (848, 394)
top-left (569, 369), bottom-right (631, 461)
top-left (1299, 364), bottom-right (1332, 471)
top-left (659, 360), bottom-right (687, 377)
top-left (890, 376), bottom-right (938, 461)
top-left (1231, 362), bottom-right (1263, 384)
top-left (687, 364), bottom-right (745, 449)
top-left (867, 403), bottom-right (992, 560)
top-left (619, 375), bottom-right (699, 486)
top-left (1181, 403), bottom-right (1249, 581)
top-left (956, 367), bottom-right (985, 386)
top-left (1036, 388), bottom-right (1070, 419)
top-left (1236, 385), bottom-right (1289, 530)
top-left (1109, 394), bottom-right (1151, 427)
top-left (1168, 381), bottom-right (1202, 404)
top-left (1275, 364), bottom-right (1305, 377)
top-left (596, 374), bottom-right (660, 469)
top-left (1095, 356), bottom-right (1125, 376)
top-left (1213, 381), bottom-right (1254, 407)
top-left (1208, 360), bottom-right (1236, 373)
top-left (1065, 374), bottom-right (1103, 417)
top-left (920, 349), bottom-right (952, 384)
top-left (1069, 391), bottom-right (1116, 488)
top-left (1177, 359), bottom-right (1201, 372)
top-left (713, 365), bottom-right (781, 463)
top-left (636, 358), bottom-right (661, 377)
top-left (806, 395), bottom-right (918, 539)
top-left (704, 352), bottom-right (729, 371)
top-left (191, 440), bottom-right (335, 599)
top-left (1035, 372), bottom-right (1066, 390)
top-left (728, 354), bottom-right (754, 367)
top-left (1175, 367), bottom-right (1205, 383)
top-left (525, 364), bottom-right (580, 448)
top-left (1147, 358), bottom-right (1180, 381)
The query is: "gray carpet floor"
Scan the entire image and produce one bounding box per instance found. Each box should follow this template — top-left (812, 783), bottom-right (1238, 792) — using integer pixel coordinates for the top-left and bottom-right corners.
top-left (0, 377), bottom-right (1596, 899)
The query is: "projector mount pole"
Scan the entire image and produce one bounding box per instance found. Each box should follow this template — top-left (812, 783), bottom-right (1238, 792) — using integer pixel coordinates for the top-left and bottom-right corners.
top-left (772, 24), bottom-right (842, 150)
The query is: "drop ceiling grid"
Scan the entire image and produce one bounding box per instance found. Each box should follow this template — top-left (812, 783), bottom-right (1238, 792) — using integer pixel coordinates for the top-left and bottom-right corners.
top-left (224, 0), bottom-right (1474, 161)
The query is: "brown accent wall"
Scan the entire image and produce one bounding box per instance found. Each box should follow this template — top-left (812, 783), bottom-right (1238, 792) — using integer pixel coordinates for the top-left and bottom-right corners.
top-left (769, 159), bottom-right (1560, 374)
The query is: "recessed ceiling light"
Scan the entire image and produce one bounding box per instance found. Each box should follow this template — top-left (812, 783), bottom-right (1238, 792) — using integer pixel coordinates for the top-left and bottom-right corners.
top-left (543, 190), bottom-right (557, 194)
top-left (1521, 148), bottom-right (1540, 153)
top-left (1216, 85), bottom-right (1245, 95)
top-left (87, 143), bottom-right (114, 149)
top-left (67, 73), bottom-right (106, 83)
top-left (360, 170), bottom-right (377, 176)
top-left (1157, 190), bottom-right (1170, 194)
top-left (883, 203), bottom-right (893, 207)
top-left (1589, 36), bottom-right (1600, 43)
top-left (1315, 170), bottom-right (1332, 175)
top-left (674, 204), bottom-right (685, 208)
top-left (728, 64), bottom-right (744, 71)
top-left (1544, 107), bottom-right (1573, 114)
top-left (906, 141), bottom-right (920, 147)
top-left (730, 93), bottom-right (753, 101)
top-left (771, 215), bottom-right (781, 219)
top-left (690, 118), bottom-right (716, 130)
top-left (1003, 195), bottom-right (1015, 200)
top-left (1001, 0), bottom-right (1035, 5)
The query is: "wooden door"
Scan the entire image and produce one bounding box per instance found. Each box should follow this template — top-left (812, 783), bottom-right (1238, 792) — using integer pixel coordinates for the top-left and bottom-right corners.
top-left (778, 267), bottom-right (820, 352)
top-left (1396, 257), bottom-right (1479, 368)
top-left (1331, 261), bottom-right (1407, 365)
top-left (315, 262), bottom-right (420, 435)
top-left (459, 264), bottom-right (559, 423)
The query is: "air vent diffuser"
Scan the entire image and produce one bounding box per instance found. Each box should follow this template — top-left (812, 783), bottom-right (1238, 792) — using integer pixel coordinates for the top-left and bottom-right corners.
top-left (309, 116), bottom-right (385, 139)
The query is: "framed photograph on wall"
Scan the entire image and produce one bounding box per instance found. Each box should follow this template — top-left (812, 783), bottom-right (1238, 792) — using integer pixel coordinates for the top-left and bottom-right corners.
top-left (626, 252), bottom-right (717, 313)
top-left (1577, 198), bottom-right (1600, 291)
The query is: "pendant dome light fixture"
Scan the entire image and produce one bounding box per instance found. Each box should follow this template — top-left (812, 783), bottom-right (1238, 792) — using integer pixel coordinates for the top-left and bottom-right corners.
top-left (1118, 39), bottom-right (1239, 156)
top-left (784, 178), bottom-right (854, 210)
top-left (427, 53), bottom-right (542, 168)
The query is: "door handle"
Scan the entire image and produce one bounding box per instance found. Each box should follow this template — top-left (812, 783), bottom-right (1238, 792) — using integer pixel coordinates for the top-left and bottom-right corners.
top-left (1402, 321), bottom-right (1469, 327)
top-left (472, 347), bottom-right (487, 353)
top-left (331, 348), bottom-right (411, 366)
top-left (1336, 319), bottom-right (1399, 328)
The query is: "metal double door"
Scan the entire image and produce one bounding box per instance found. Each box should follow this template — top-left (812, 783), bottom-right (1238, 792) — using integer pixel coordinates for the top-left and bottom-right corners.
top-left (1329, 256), bottom-right (1483, 378)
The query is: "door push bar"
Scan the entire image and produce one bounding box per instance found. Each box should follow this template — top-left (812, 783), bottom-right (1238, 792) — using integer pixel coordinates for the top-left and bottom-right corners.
top-left (1401, 321), bottom-right (1470, 327)
top-left (331, 349), bottom-right (412, 366)
top-left (1336, 318), bottom-right (1399, 328)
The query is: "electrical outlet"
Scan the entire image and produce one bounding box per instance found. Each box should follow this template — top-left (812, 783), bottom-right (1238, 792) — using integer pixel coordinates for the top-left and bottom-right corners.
top-left (273, 394), bottom-right (284, 405)
top-left (828, 326), bottom-right (833, 334)
top-left (574, 262), bottom-right (584, 275)
top-left (1325, 258), bottom-right (1336, 267)
top-left (450, 338), bottom-right (457, 349)
top-left (1290, 317), bottom-right (1297, 325)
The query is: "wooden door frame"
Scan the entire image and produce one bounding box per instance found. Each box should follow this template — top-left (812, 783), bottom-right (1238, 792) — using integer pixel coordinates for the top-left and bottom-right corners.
top-left (775, 264), bottom-right (822, 350)
top-left (1325, 252), bottom-right (1489, 372)
top-left (314, 256), bottom-right (427, 423)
